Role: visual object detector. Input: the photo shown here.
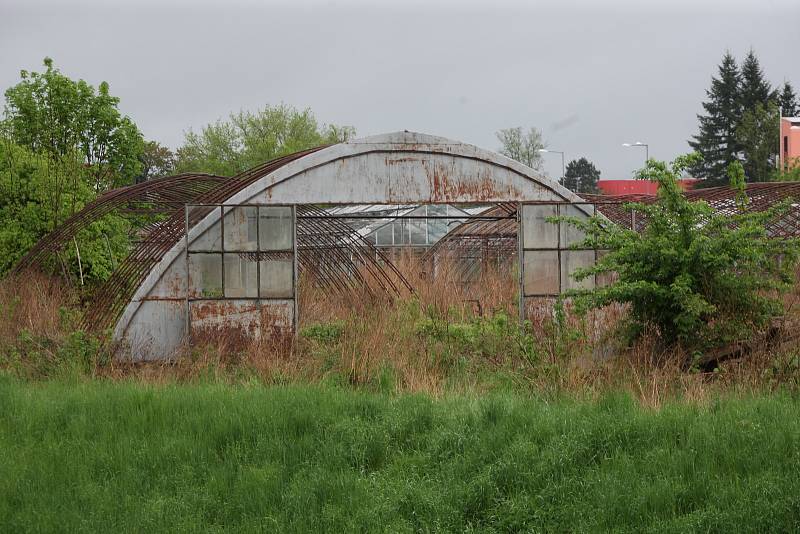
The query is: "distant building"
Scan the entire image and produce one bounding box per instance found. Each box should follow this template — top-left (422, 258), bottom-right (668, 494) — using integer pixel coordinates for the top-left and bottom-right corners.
top-left (781, 117), bottom-right (800, 170)
top-left (596, 178), bottom-right (698, 196)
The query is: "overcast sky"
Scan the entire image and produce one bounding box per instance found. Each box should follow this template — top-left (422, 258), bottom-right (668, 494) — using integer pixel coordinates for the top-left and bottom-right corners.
top-left (2, 0), bottom-right (798, 180)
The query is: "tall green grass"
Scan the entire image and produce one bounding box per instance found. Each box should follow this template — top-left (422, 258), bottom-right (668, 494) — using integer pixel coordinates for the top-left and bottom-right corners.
top-left (1, 377), bottom-right (799, 532)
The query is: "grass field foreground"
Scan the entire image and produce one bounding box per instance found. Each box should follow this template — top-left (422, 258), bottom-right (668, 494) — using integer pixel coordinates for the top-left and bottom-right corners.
top-left (1, 377), bottom-right (799, 532)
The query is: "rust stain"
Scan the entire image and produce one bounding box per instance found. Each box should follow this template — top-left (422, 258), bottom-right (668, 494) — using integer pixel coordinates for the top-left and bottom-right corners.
top-left (384, 156), bottom-right (420, 165)
top-left (189, 300), bottom-right (292, 340)
top-left (426, 161), bottom-right (523, 202)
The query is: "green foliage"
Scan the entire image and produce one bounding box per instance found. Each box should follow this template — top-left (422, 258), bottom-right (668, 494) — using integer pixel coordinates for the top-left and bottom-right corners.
top-left (175, 103), bottom-right (355, 176)
top-left (559, 154), bottom-right (800, 351)
top-left (496, 126), bottom-right (546, 170)
top-left (563, 157), bottom-right (601, 193)
top-left (0, 139), bottom-right (130, 280)
top-left (778, 81), bottom-right (798, 117)
top-left (1, 328), bottom-right (104, 380)
top-left (773, 158), bottom-right (800, 182)
top-left (2, 57), bottom-right (144, 190)
top-left (690, 49), bottom-right (796, 185)
top-left (689, 52), bottom-right (743, 185)
top-left (0, 58), bottom-right (143, 279)
top-left (415, 310), bottom-right (539, 368)
top-left (738, 49), bottom-right (773, 113)
top-left (300, 321), bottom-right (345, 344)
top-left (136, 140), bottom-right (175, 183)
top-left (3, 381), bottom-right (800, 531)
top-left (736, 102), bottom-right (779, 183)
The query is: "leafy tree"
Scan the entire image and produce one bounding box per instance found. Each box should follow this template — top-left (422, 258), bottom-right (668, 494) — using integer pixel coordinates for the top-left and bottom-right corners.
top-left (737, 102), bottom-right (779, 182)
top-left (137, 141), bottom-right (175, 182)
top-left (739, 49), bottom-right (773, 113)
top-left (0, 139), bottom-right (129, 281)
top-left (2, 58), bottom-right (144, 191)
top-left (562, 157), bottom-right (600, 193)
top-left (558, 154), bottom-right (799, 353)
top-left (175, 104), bottom-right (355, 176)
top-left (496, 127), bottom-right (545, 171)
top-left (778, 81), bottom-right (798, 117)
top-left (688, 52), bottom-right (742, 185)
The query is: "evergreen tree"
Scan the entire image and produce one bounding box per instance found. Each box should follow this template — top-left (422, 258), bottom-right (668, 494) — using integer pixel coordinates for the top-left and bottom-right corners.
top-left (737, 102), bottom-right (779, 182)
top-left (688, 52), bottom-right (742, 185)
top-left (778, 81), bottom-right (798, 116)
top-left (739, 49), bottom-right (773, 112)
top-left (562, 157), bottom-right (600, 193)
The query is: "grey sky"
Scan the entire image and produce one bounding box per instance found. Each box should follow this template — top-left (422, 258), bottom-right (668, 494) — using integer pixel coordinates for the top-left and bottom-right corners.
top-left (2, 0), bottom-right (798, 180)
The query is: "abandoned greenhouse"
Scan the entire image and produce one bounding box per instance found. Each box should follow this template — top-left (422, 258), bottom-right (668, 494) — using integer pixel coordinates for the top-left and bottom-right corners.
top-left (13, 131), bottom-right (800, 360)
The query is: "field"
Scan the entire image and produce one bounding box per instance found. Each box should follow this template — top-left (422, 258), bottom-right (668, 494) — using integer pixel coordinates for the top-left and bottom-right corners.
top-left (2, 377), bottom-right (800, 532)
top-left (3, 270), bottom-right (800, 532)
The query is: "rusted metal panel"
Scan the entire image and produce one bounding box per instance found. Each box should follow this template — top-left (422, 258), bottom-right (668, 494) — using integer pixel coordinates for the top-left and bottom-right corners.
top-left (189, 300), bottom-right (294, 340)
top-left (251, 152), bottom-right (557, 205)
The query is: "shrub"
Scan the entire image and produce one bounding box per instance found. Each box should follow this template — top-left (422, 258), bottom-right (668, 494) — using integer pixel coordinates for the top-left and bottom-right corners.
top-left (558, 155), bottom-right (800, 352)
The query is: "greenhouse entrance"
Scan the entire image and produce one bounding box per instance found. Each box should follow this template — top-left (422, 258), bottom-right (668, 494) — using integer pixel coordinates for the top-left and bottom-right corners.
top-left (183, 199), bottom-right (602, 342)
top-left (183, 202), bottom-right (528, 340)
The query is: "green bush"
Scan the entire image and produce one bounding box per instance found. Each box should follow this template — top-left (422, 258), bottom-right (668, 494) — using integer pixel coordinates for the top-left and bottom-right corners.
top-left (300, 321), bottom-right (345, 343)
top-left (558, 155), bottom-right (800, 352)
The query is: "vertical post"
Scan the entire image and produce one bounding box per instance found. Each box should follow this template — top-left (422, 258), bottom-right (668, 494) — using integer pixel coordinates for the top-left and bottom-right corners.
top-left (220, 205), bottom-right (225, 298)
top-left (560, 152), bottom-right (566, 185)
top-left (517, 202), bottom-right (524, 328)
top-left (556, 203), bottom-right (562, 294)
top-left (292, 205), bottom-right (299, 336)
top-left (256, 205), bottom-right (261, 319)
top-left (778, 107), bottom-right (783, 171)
top-left (103, 233), bottom-right (115, 270)
top-left (73, 237), bottom-right (84, 286)
top-left (184, 204), bottom-right (191, 344)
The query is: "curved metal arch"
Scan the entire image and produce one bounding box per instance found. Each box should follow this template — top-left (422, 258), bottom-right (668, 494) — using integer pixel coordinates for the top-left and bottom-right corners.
top-left (12, 172), bottom-right (229, 275)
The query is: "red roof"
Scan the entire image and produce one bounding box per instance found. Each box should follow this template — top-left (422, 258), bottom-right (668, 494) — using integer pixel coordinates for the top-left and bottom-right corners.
top-left (596, 179), bottom-right (698, 196)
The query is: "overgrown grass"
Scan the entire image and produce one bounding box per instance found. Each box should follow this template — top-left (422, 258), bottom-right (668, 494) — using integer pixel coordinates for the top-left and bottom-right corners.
top-left (1, 377), bottom-right (800, 532)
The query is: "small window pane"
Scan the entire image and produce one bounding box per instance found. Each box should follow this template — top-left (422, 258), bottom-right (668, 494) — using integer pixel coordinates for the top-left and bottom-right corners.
top-left (522, 204), bottom-right (558, 249)
top-left (522, 250), bottom-right (559, 296)
top-left (224, 206), bottom-right (258, 251)
top-left (259, 206), bottom-right (293, 251)
top-left (561, 250), bottom-right (596, 291)
top-left (189, 219), bottom-right (222, 252)
top-left (560, 204), bottom-right (594, 249)
top-left (375, 224), bottom-right (393, 246)
top-left (224, 253), bottom-right (258, 298)
top-left (428, 219), bottom-right (450, 242)
top-left (188, 253), bottom-right (222, 298)
top-left (259, 259), bottom-right (294, 298)
top-left (393, 221), bottom-right (409, 245)
top-left (409, 220), bottom-right (427, 245)
top-left (427, 204), bottom-right (448, 216)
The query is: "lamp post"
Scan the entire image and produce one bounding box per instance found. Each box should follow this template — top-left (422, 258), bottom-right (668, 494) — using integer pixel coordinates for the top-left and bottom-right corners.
top-left (622, 141), bottom-right (649, 165)
top-left (538, 149), bottom-right (565, 184)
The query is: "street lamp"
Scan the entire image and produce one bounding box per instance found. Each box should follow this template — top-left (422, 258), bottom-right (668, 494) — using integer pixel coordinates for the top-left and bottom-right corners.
top-left (538, 149), bottom-right (565, 183)
top-left (622, 141), bottom-right (649, 164)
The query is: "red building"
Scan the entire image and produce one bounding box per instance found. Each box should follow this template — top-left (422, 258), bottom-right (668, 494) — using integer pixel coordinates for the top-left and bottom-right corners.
top-left (781, 117), bottom-right (800, 170)
top-left (597, 178), bottom-right (698, 196)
